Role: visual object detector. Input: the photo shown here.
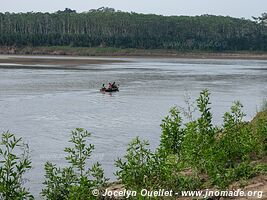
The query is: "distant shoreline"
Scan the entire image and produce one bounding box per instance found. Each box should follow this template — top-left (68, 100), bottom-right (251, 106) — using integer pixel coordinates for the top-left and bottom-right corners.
top-left (0, 55), bottom-right (124, 70)
top-left (1, 46), bottom-right (267, 60)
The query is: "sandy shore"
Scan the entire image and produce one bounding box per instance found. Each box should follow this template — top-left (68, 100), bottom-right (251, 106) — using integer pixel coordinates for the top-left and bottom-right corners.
top-left (1, 46), bottom-right (267, 60)
top-left (0, 55), bottom-right (123, 65)
top-left (0, 55), bottom-right (125, 70)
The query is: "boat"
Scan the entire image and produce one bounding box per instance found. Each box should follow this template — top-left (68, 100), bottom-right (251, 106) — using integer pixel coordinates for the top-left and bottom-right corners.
top-left (100, 87), bottom-right (119, 92)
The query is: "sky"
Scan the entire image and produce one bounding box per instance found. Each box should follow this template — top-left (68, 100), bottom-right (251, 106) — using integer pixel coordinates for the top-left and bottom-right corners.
top-left (1, 0), bottom-right (266, 19)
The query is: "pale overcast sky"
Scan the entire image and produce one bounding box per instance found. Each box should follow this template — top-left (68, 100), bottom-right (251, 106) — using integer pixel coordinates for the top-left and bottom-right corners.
top-left (1, 0), bottom-right (266, 19)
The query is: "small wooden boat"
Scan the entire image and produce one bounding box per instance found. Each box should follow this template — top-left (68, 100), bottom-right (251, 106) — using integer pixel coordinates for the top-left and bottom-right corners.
top-left (100, 87), bottom-right (119, 92)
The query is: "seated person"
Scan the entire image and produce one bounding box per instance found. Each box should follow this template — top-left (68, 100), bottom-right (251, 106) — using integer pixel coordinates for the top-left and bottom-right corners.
top-left (112, 82), bottom-right (118, 89)
top-left (101, 84), bottom-right (106, 91)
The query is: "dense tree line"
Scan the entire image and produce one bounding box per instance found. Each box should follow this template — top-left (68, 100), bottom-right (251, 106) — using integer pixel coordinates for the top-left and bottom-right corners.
top-left (0, 8), bottom-right (267, 51)
top-left (253, 13), bottom-right (267, 26)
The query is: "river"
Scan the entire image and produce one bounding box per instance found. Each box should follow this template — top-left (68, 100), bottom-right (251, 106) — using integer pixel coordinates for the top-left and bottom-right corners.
top-left (0, 56), bottom-right (267, 197)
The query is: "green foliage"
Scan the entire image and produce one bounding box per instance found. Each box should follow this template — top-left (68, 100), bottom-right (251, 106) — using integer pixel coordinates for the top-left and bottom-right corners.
top-left (181, 89), bottom-right (215, 171)
top-left (159, 107), bottom-right (184, 156)
top-left (42, 163), bottom-right (76, 200)
top-left (65, 129), bottom-right (94, 177)
top-left (116, 90), bottom-right (267, 193)
top-left (42, 128), bottom-right (108, 200)
top-left (115, 137), bottom-right (199, 192)
top-left (253, 163), bottom-right (267, 174)
top-left (0, 10), bottom-right (267, 51)
top-left (181, 98), bottom-right (265, 188)
top-left (197, 89), bottom-right (213, 133)
top-left (115, 137), bottom-right (153, 189)
top-left (251, 110), bottom-right (267, 155)
top-left (0, 132), bottom-right (33, 200)
top-left (220, 102), bottom-right (251, 163)
top-left (253, 13), bottom-right (267, 25)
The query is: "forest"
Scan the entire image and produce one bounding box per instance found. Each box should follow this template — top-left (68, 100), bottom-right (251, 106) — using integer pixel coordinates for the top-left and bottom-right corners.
top-left (0, 8), bottom-right (267, 51)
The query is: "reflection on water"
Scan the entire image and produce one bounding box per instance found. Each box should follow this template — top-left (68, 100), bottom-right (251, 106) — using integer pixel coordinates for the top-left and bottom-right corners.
top-left (0, 57), bottom-right (267, 197)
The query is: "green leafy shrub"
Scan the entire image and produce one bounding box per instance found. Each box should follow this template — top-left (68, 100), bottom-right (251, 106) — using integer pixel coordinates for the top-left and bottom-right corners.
top-left (115, 137), bottom-right (199, 192)
top-left (116, 89), bottom-right (267, 192)
top-left (208, 101), bottom-right (266, 187)
top-left (253, 163), bottom-right (267, 174)
top-left (0, 132), bottom-right (33, 200)
top-left (251, 109), bottom-right (267, 155)
top-left (181, 89), bottom-right (215, 171)
top-left (180, 93), bottom-right (266, 188)
top-left (115, 137), bottom-right (154, 189)
top-left (42, 128), bottom-right (108, 200)
top-left (159, 107), bottom-right (184, 156)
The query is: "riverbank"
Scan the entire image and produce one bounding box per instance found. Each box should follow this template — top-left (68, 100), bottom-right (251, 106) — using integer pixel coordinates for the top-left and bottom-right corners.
top-left (1, 46), bottom-right (267, 60)
top-left (103, 175), bottom-right (267, 200)
top-left (103, 109), bottom-right (267, 200)
top-left (0, 54), bottom-right (124, 70)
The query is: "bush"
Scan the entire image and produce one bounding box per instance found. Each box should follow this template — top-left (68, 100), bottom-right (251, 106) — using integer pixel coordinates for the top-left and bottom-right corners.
top-left (115, 137), bottom-right (199, 192)
top-left (181, 89), bottom-right (215, 171)
top-left (42, 128), bottom-right (108, 200)
top-left (116, 89), bottom-right (267, 192)
top-left (115, 137), bottom-right (154, 189)
top-left (0, 132), bottom-right (33, 200)
top-left (159, 107), bottom-right (184, 156)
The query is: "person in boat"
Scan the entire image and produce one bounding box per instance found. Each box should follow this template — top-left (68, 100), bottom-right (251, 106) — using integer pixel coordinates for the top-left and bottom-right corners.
top-left (112, 82), bottom-right (118, 89)
top-left (100, 84), bottom-right (106, 92)
top-left (108, 82), bottom-right (112, 89)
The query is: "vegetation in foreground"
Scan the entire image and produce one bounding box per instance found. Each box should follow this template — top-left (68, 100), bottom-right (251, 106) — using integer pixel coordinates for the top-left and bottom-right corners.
top-left (0, 132), bottom-right (33, 200)
top-left (41, 128), bottom-right (108, 200)
top-left (115, 90), bottom-right (267, 197)
top-left (0, 9), bottom-right (267, 51)
top-left (0, 90), bottom-right (266, 199)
